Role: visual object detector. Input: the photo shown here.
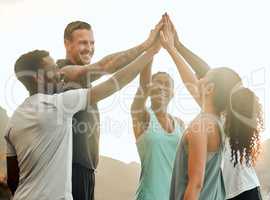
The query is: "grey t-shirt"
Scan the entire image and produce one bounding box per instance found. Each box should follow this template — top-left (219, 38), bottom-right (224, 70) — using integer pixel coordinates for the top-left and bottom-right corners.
top-left (5, 89), bottom-right (88, 200)
top-left (57, 59), bottom-right (100, 170)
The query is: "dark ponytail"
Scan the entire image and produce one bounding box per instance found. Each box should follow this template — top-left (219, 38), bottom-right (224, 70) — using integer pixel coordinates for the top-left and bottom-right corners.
top-left (225, 87), bottom-right (263, 166)
top-left (208, 67), bottom-right (263, 166)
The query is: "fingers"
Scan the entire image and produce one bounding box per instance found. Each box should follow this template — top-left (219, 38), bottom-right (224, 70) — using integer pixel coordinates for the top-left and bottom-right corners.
top-left (155, 21), bottom-right (163, 32)
top-left (161, 13), bottom-right (170, 34)
top-left (164, 13), bottom-right (173, 33)
top-left (160, 30), bottom-right (166, 44)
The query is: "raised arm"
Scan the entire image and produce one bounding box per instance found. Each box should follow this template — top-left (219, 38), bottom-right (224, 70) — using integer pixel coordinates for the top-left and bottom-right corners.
top-left (131, 59), bottom-right (152, 139)
top-left (160, 15), bottom-right (201, 106)
top-left (84, 20), bottom-right (163, 82)
top-left (89, 41), bottom-right (161, 104)
top-left (167, 14), bottom-right (210, 79)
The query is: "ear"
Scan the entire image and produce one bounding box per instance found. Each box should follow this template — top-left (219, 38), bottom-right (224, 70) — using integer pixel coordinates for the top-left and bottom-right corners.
top-left (171, 90), bottom-right (175, 98)
top-left (34, 73), bottom-right (44, 85)
top-left (33, 75), bottom-right (38, 83)
top-left (206, 82), bottom-right (215, 96)
top-left (64, 39), bottom-right (71, 51)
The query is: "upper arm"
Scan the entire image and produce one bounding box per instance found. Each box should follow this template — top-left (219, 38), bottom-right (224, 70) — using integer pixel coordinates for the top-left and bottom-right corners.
top-left (130, 87), bottom-right (149, 139)
top-left (186, 119), bottom-right (208, 186)
top-left (55, 89), bottom-right (89, 116)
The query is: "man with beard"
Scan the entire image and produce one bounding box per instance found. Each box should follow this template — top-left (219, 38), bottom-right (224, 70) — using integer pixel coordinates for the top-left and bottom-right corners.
top-left (60, 20), bottom-right (163, 200)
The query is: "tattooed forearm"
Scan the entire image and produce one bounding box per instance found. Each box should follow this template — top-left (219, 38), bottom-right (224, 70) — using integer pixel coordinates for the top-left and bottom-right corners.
top-left (98, 42), bottom-right (148, 74)
top-left (83, 42), bottom-right (148, 82)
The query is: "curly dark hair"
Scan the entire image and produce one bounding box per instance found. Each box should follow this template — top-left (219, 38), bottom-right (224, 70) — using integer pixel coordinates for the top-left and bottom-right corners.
top-left (225, 87), bottom-right (263, 166)
top-left (207, 67), bottom-right (264, 166)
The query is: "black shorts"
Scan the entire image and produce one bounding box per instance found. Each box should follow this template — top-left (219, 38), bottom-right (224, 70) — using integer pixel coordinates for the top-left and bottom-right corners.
top-left (72, 163), bottom-right (95, 200)
top-left (228, 187), bottom-right (263, 200)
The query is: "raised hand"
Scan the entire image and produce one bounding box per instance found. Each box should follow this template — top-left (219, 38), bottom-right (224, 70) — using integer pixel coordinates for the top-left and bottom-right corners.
top-left (143, 19), bottom-right (163, 49)
top-left (166, 14), bottom-right (180, 45)
top-left (160, 13), bottom-right (175, 51)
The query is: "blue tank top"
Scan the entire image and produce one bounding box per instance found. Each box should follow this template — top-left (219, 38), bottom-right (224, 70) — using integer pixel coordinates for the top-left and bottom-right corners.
top-left (170, 113), bottom-right (226, 200)
top-left (136, 108), bottom-right (184, 200)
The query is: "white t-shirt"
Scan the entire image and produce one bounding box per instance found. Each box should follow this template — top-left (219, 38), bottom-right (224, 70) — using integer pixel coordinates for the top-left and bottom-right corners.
top-left (222, 139), bottom-right (260, 199)
top-left (5, 89), bottom-right (89, 200)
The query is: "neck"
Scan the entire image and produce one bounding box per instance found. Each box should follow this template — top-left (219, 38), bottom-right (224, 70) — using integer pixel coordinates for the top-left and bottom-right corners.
top-left (65, 54), bottom-right (76, 65)
top-left (201, 99), bottom-right (219, 116)
top-left (151, 103), bottom-right (168, 116)
top-left (29, 90), bottom-right (37, 96)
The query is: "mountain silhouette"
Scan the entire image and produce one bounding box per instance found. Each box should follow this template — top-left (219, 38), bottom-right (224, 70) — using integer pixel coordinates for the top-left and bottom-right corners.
top-left (96, 156), bottom-right (140, 200)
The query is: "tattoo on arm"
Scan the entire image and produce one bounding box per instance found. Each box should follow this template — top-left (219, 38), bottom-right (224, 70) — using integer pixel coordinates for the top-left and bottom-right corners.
top-left (91, 44), bottom-right (146, 81)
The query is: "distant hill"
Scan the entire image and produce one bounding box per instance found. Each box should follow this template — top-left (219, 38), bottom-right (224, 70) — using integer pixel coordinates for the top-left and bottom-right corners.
top-left (96, 156), bottom-right (140, 200)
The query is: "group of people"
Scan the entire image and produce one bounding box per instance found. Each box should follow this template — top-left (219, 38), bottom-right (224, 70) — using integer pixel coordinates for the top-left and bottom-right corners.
top-left (3, 13), bottom-right (264, 200)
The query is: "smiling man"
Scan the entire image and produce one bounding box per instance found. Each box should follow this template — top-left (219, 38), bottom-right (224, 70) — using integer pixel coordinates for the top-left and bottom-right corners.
top-left (57, 20), bottom-right (162, 200)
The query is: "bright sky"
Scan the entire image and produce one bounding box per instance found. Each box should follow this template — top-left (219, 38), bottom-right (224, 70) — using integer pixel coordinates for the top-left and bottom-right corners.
top-left (0, 0), bottom-right (269, 163)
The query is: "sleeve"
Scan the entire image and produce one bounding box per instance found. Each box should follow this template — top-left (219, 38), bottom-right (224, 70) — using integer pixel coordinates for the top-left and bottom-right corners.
top-left (4, 127), bottom-right (16, 157)
top-left (55, 88), bottom-right (89, 116)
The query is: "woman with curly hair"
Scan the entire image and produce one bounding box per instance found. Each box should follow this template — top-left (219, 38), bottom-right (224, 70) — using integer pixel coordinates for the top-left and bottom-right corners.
top-left (220, 79), bottom-right (263, 200)
top-left (160, 14), bottom-right (263, 200)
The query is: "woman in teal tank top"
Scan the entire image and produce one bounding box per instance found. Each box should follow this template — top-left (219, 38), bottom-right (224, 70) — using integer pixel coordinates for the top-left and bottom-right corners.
top-left (159, 14), bottom-right (263, 200)
top-left (130, 58), bottom-right (185, 200)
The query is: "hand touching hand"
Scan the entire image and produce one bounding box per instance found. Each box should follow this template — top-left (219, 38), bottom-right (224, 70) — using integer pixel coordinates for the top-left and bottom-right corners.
top-left (166, 14), bottom-right (181, 46)
top-left (160, 13), bottom-right (175, 51)
top-left (143, 19), bottom-right (163, 49)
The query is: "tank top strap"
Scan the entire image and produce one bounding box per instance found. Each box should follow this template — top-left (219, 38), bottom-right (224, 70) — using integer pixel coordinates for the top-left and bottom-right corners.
top-left (199, 112), bottom-right (226, 151)
top-left (172, 116), bottom-right (184, 135)
top-left (216, 118), bottom-right (226, 151)
top-left (147, 108), bottom-right (159, 128)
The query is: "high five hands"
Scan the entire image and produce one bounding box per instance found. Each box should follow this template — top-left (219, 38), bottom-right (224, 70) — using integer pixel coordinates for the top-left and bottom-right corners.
top-left (146, 12), bottom-right (180, 55)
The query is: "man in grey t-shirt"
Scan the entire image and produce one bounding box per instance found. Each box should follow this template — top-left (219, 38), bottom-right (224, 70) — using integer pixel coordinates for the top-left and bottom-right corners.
top-left (6, 29), bottom-right (161, 199)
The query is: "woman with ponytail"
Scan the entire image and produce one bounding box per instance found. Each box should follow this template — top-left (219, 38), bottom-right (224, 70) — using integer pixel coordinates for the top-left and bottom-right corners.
top-left (222, 85), bottom-right (263, 200)
top-left (159, 14), bottom-right (263, 200)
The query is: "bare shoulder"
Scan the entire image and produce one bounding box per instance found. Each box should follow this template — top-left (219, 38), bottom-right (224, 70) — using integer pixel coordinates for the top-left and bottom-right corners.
top-left (133, 109), bottom-right (151, 140)
top-left (187, 114), bottom-right (217, 137)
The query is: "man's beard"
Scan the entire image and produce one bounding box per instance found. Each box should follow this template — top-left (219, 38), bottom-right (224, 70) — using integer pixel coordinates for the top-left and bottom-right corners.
top-left (77, 52), bottom-right (93, 65)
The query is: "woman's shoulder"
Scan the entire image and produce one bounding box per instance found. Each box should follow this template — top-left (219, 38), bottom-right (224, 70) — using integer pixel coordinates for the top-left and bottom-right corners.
top-left (187, 113), bottom-right (219, 135)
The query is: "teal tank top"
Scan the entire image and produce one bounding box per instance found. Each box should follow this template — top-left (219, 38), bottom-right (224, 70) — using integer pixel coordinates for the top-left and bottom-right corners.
top-left (135, 108), bottom-right (184, 200)
top-left (170, 113), bottom-right (226, 200)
